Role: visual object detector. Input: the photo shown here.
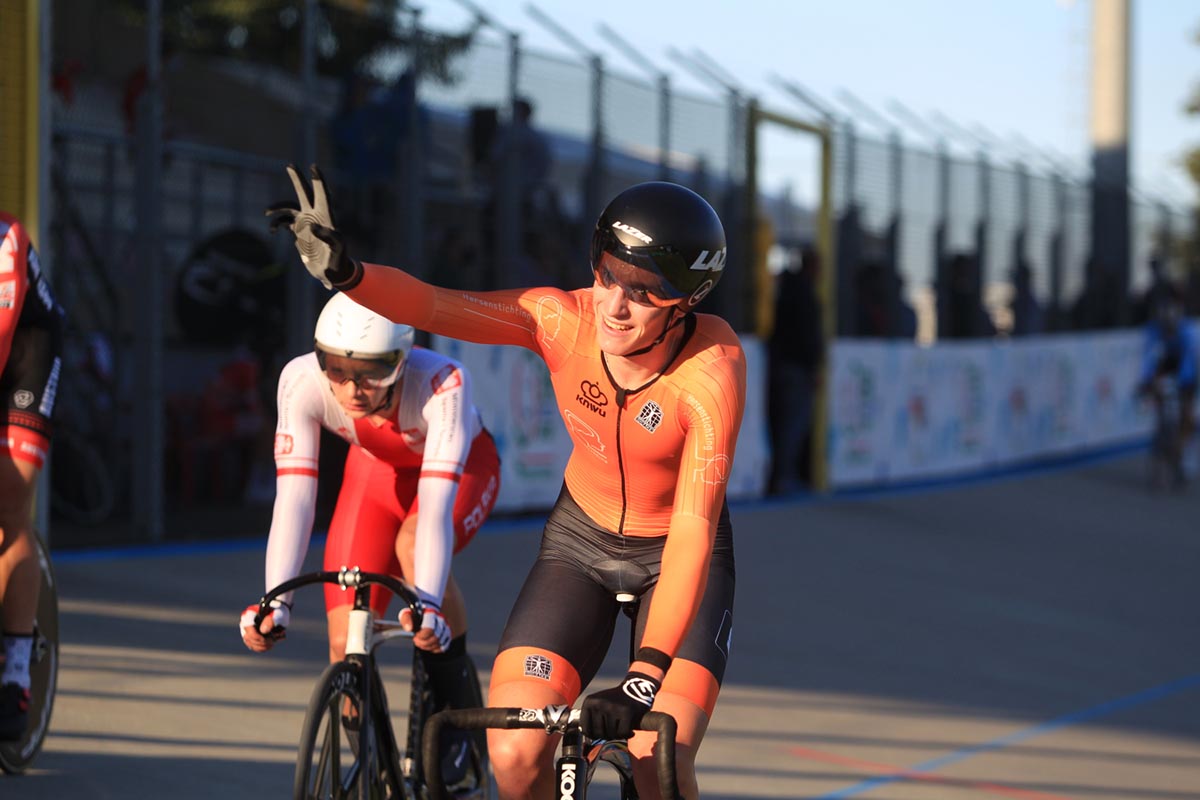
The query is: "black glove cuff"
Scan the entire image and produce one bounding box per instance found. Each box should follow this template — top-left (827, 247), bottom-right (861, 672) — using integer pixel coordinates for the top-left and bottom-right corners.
top-left (331, 258), bottom-right (364, 291)
top-left (634, 646), bottom-right (672, 673)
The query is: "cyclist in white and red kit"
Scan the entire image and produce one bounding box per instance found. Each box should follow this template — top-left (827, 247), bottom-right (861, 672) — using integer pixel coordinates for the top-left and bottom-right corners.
top-left (239, 291), bottom-right (499, 786)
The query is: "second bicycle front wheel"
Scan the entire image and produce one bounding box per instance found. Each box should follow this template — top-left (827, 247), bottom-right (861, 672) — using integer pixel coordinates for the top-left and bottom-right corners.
top-left (0, 532), bottom-right (59, 774)
top-left (294, 660), bottom-right (401, 800)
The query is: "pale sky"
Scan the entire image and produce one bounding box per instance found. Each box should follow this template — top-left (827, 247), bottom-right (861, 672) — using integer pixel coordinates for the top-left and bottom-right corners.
top-left (420, 0), bottom-right (1200, 206)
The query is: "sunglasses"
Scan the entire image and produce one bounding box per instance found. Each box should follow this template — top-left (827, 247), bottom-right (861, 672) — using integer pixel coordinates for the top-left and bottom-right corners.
top-left (316, 350), bottom-right (398, 389)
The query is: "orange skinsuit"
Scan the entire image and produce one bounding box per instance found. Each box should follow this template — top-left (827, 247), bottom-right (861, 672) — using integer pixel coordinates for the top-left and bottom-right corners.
top-left (346, 264), bottom-right (746, 666)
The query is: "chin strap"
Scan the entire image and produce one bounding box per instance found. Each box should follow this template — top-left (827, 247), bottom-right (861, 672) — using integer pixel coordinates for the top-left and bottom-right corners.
top-left (367, 382), bottom-right (396, 416)
top-left (624, 308), bottom-right (689, 358)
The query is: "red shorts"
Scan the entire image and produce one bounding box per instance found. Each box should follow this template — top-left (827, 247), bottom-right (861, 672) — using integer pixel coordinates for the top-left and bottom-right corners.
top-left (323, 429), bottom-right (500, 614)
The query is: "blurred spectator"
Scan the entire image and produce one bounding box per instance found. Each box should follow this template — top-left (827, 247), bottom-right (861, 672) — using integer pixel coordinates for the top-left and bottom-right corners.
top-left (329, 69), bottom-right (427, 252)
top-left (433, 224), bottom-right (484, 291)
top-left (768, 245), bottom-right (825, 494)
top-left (1132, 254), bottom-right (1172, 326)
top-left (170, 348), bottom-right (266, 506)
top-left (853, 259), bottom-right (914, 339)
top-left (488, 98), bottom-right (553, 215)
top-left (1010, 260), bottom-right (1044, 336)
top-left (481, 98), bottom-right (561, 286)
top-left (1071, 257), bottom-right (1123, 330)
top-left (892, 271), bottom-right (918, 340)
top-left (122, 40), bottom-right (181, 139)
top-left (854, 259), bottom-right (890, 337)
top-left (51, 58), bottom-right (83, 108)
top-left (941, 253), bottom-right (995, 339)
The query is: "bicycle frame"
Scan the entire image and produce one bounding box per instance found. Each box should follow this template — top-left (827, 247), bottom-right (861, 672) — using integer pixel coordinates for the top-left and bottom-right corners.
top-left (255, 567), bottom-right (424, 799)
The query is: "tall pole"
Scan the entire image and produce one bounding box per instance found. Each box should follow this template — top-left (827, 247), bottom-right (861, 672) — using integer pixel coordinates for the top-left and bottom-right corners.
top-left (287, 0), bottom-right (319, 357)
top-left (1090, 0), bottom-right (1131, 324)
top-left (133, 0), bottom-right (165, 541)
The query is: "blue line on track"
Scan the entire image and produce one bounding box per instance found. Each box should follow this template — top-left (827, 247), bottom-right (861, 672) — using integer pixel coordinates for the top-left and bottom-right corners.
top-left (815, 672), bottom-right (1200, 799)
top-left (49, 439), bottom-right (1149, 564)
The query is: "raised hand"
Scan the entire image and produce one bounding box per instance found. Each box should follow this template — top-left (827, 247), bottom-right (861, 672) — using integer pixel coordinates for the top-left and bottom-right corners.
top-left (266, 164), bottom-right (362, 289)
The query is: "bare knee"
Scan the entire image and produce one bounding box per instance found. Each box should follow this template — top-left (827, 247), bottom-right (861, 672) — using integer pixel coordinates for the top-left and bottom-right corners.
top-left (488, 728), bottom-right (554, 797)
top-left (0, 521), bottom-right (34, 560)
top-left (326, 609), bottom-right (350, 663)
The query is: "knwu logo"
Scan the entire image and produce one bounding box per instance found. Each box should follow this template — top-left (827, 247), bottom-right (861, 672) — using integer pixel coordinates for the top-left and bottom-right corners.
top-left (576, 380), bottom-right (608, 417)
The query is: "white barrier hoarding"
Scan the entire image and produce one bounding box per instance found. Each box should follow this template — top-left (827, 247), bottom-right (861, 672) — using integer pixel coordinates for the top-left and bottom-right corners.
top-left (431, 335), bottom-right (770, 513)
top-left (828, 331), bottom-right (1160, 488)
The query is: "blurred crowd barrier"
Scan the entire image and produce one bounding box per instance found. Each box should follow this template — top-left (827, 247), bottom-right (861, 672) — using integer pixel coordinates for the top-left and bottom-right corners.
top-left (826, 322), bottom-right (1200, 488)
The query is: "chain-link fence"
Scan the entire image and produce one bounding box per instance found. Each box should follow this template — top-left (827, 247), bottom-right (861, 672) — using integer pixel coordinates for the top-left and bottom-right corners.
top-left (828, 121), bottom-right (1193, 342)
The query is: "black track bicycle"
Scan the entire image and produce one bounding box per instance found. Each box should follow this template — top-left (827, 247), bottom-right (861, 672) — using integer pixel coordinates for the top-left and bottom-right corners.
top-left (422, 705), bottom-right (678, 800)
top-left (252, 567), bottom-right (488, 800)
top-left (421, 591), bottom-right (680, 800)
top-left (0, 531), bottom-right (59, 774)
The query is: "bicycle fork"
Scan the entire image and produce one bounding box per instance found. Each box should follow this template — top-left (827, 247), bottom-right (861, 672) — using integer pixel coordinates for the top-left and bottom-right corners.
top-left (556, 734), bottom-right (589, 800)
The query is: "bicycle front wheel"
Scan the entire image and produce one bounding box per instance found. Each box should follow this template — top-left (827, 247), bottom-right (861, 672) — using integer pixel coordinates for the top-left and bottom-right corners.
top-left (0, 532), bottom-right (60, 774)
top-left (294, 660), bottom-right (402, 800)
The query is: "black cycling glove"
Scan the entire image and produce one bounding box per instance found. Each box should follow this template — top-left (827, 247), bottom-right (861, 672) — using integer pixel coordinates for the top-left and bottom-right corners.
top-left (580, 671), bottom-right (661, 741)
top-left (266, 163), bottom-right (362, 290)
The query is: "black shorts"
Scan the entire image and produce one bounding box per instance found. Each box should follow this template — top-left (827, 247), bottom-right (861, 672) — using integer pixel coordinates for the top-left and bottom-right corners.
top-left (1, 326), bottom-right (61, 437)
top-left (497, 484), bottom-right (736, 692)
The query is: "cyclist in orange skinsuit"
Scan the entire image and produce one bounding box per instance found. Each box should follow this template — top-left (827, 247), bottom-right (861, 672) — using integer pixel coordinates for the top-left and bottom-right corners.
top-left (270, 167), bottom-right (745, 800)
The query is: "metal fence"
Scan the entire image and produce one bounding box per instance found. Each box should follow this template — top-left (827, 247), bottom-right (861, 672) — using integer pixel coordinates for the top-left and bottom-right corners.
top-left (828, 121), bottom-right (1192, 342)
top-left (40, 1), bottom-right (1195, 541)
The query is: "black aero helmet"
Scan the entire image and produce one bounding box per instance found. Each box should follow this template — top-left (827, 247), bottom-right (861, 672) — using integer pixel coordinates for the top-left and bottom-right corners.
top-left (590, 181), bottom-right (727, 308)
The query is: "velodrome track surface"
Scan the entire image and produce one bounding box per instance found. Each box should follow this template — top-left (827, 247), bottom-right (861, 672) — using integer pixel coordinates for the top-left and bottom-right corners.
top-left (6, 452), bottom-right (1198, 799)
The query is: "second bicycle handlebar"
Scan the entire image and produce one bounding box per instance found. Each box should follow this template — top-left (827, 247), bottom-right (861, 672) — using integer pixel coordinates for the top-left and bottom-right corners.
top-left (422, 706), bottom-right (680, 800)
top-left (253, 567), bottom-right (423, 630)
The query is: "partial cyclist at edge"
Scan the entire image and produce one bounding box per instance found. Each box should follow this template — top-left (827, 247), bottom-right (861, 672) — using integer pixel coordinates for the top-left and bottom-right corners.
top-left (270, 165), bottom-right (745, 800)
top-left (238, 290), bottom-right (500, 789)
top-left (0, 212), bottom-right (63, 741)
top-left (1137, 284), bottom-right (1198, 482)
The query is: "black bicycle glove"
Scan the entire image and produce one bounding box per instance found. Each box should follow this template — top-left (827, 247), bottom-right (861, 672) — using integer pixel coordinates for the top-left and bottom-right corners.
top-left (580, 671), bottom-right (660, 741)
top-left (265, 163), bottom-right (362, 290)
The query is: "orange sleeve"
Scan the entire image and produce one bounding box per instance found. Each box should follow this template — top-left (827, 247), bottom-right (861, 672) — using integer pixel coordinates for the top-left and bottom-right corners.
top-left (0, 215), bottom-right (31, 373)
top-left (640, 341), bottom-right (746, 657)
top-left (348, 262), bottom-right (578, 365)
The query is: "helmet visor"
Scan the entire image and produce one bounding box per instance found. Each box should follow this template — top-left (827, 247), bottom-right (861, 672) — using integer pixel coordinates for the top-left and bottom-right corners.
top-left (590, 227), bottom-right (693, 304)
top-left (592, 253), bottom-right (685, 309)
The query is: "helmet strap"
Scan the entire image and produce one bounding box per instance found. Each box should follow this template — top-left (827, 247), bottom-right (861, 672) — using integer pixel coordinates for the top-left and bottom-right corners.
top-left (623, 307), bottom-right (689, 358)
top-left (603, 311), bottom-right (696, 406)
top-left (366, 381), bottom-right (397, 417)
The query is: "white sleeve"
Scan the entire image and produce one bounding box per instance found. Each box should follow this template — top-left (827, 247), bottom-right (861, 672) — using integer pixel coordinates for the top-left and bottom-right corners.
top-left (264, 362), bottom-right (324, 605)
top-left (412, 364), bottom-right (475, 607)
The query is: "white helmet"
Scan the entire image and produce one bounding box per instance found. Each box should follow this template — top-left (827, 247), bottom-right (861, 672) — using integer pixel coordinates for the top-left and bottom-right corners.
top-left (314, 292), bottom-right (413, 378)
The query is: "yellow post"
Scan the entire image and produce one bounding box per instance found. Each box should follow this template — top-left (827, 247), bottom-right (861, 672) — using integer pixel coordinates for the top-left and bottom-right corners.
top-left (0, 0), bottom-right (40, 234)
top-left (745, 106), bottom-right (835, 492)
top-left (810, 127), bottom-right (836, 492)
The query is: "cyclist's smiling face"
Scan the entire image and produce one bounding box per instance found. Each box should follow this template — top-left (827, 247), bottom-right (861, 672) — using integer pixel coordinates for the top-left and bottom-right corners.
top-left (591, 253), bottom-right (677, 357)
top-left (321, 353), bottom-right (395, 417)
